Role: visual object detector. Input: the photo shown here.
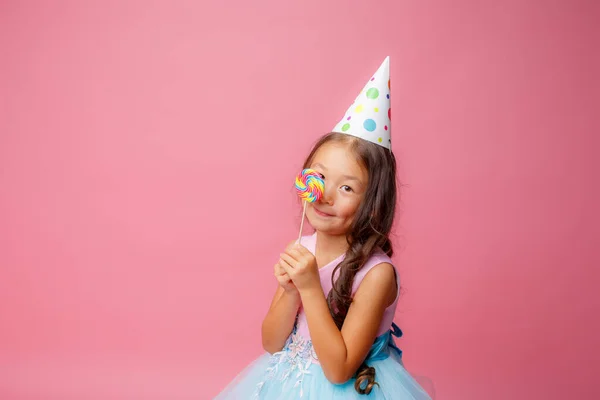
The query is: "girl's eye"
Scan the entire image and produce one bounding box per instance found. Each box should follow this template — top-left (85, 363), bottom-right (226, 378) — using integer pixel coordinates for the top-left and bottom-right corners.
top-left (341, 185), bottom-right (353, 192)
top-left (318, 173), bottom-right (325, 179)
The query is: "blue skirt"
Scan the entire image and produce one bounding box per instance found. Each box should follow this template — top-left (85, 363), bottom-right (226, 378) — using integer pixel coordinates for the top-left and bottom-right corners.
top-left (214, 323), bottom-right (434, 399)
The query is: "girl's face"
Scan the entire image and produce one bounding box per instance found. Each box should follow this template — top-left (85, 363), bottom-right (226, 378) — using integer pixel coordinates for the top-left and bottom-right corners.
top-left (306, 141), bottom-right (368, 236)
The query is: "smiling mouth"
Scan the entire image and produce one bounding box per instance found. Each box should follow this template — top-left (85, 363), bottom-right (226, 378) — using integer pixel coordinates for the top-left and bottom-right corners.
top-left (313, 208), bottom-right (334, 217)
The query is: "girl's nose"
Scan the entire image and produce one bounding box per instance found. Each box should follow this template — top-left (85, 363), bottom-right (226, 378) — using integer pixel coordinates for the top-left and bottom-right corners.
top-left (320, 185), bottom-right (334, 205)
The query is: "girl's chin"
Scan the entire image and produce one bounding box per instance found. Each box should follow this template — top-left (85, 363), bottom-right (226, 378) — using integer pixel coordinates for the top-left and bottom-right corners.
top-left (306, 219), bottom-right (343, 235)
top-left (307, 218), bottom-right (326, 230)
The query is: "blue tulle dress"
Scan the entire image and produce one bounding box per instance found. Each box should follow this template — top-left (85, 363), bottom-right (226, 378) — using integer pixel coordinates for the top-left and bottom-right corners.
top-left (214, 321), bottom-right (433, 399)
top-left (214, 234), bottom-right (434, 399)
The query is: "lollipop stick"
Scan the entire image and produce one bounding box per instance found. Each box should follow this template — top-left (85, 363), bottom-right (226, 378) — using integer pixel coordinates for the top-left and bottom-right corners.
top-left (297, 201), bottom-right (307, 245)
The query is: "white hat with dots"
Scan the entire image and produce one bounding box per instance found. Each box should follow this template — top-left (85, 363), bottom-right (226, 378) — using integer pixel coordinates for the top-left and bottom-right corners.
top-left (332, 56), bottom-right (392, 150)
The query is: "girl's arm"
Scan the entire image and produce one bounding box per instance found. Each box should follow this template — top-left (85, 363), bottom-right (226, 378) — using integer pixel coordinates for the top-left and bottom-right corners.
top-left (279, 244), bottom-right (397, 383)
top-left (300, 263), bottom-right (396, 383)
top-left (261, 285), bottom-right (301, 354)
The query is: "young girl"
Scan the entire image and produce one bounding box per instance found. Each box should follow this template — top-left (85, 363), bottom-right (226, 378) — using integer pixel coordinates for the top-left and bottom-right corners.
top-left (215, 58), bottom-right (433, 399)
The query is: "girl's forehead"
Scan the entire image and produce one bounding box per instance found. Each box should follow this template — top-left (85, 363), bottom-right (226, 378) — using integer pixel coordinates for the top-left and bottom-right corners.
top-left (311, 142), bottom-right (367, 180)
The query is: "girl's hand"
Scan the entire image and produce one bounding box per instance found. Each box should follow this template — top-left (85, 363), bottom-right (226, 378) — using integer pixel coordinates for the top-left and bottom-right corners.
top-left (273, 260), bottom-right (298, 294)
top-left (278, 243), bottom-right (322, 294)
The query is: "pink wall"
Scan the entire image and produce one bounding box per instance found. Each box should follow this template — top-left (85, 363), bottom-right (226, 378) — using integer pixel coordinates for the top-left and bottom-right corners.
top-left (1, 1), bottom-right (598, 399)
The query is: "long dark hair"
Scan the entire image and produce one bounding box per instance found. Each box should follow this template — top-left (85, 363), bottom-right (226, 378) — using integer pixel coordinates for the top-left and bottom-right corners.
top-left (302, 132), bottom-right (398, 394)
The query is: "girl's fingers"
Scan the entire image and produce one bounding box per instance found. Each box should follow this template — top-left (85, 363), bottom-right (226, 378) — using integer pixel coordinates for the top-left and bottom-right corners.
top-left (286, 247), bottom-right (303, 260)
top-left (274, 264), bottom-right (284, 278)
top-left (286, 248), bottom-right (311, 270)
top-left (278, 257), bottom-right (294, 275)
top-left (285, 241), bottom-right (297, 252)
top-left (279, 256), bottom-right (294, 269)
top-left (275, 262), bottom-right (290, 277)
top-left (279, 253), bottom-right (298, 269)
top-left (293, 244), bottom-right (310, 257)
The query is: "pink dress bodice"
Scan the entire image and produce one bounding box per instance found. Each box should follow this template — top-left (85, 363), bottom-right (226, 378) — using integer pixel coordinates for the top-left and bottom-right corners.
top-left (295, 232), bottom-right (400, 340)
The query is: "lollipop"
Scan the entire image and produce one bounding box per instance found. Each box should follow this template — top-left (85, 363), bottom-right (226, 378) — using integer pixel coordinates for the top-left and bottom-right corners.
top-left (295, 169), bottom-right (325, 243)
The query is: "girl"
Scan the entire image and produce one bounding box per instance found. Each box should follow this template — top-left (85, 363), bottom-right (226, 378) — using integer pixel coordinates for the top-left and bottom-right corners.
top-left (215, 57), bottom-right (433, 399)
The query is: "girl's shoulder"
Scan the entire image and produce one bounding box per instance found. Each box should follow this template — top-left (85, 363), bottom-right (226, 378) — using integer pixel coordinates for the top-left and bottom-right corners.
top-left (362, 246), bottom-right (394, 271)
top-left (352, 248), bottom-right (398, 294)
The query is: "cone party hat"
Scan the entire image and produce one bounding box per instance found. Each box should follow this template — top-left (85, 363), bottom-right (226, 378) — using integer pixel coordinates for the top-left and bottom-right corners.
top-left (332, 56), bottom-right (392, 150)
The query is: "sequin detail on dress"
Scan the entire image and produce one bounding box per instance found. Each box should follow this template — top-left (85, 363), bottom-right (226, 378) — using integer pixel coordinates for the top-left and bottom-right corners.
top-left (252, 322), bottom-right (319, 399)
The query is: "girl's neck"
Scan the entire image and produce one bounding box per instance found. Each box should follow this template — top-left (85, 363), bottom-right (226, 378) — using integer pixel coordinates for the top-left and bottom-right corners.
top-left (314, 230), bottom-right (349, 267)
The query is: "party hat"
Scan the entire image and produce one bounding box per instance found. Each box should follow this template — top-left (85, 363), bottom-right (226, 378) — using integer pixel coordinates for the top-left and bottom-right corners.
top-left (332, 56), bottom-right (392, 149)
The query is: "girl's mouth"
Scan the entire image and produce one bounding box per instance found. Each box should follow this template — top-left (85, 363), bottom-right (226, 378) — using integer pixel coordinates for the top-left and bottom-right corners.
top-left (314, 207), bottom-right (334, 218)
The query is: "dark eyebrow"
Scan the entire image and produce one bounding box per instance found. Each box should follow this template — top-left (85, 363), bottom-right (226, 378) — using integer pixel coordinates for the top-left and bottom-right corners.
top-left (312, 163), bottom-right (362, 183)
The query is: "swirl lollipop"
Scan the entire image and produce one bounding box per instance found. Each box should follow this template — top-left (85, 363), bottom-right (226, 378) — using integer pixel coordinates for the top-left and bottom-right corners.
top-left (295, 168), bottom-right (325, 243)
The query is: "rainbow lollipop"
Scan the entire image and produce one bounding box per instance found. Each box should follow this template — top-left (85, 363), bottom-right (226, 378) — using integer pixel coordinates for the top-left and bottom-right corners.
top-left (295, 169), bottom-right (325, 243)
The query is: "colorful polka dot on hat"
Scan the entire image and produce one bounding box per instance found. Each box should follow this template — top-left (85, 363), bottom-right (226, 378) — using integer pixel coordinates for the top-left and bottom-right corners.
top-left (332, 56), bottom-right (392, 150)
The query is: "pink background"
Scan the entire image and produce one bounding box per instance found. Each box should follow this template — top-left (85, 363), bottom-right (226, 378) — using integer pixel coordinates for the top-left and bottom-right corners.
top-left (1, 1), bottom-right (598, 399)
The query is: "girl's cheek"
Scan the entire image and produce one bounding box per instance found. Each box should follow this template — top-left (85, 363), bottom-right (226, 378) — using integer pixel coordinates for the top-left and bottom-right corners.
top-left (338, 201), bottom-right (360, 218)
